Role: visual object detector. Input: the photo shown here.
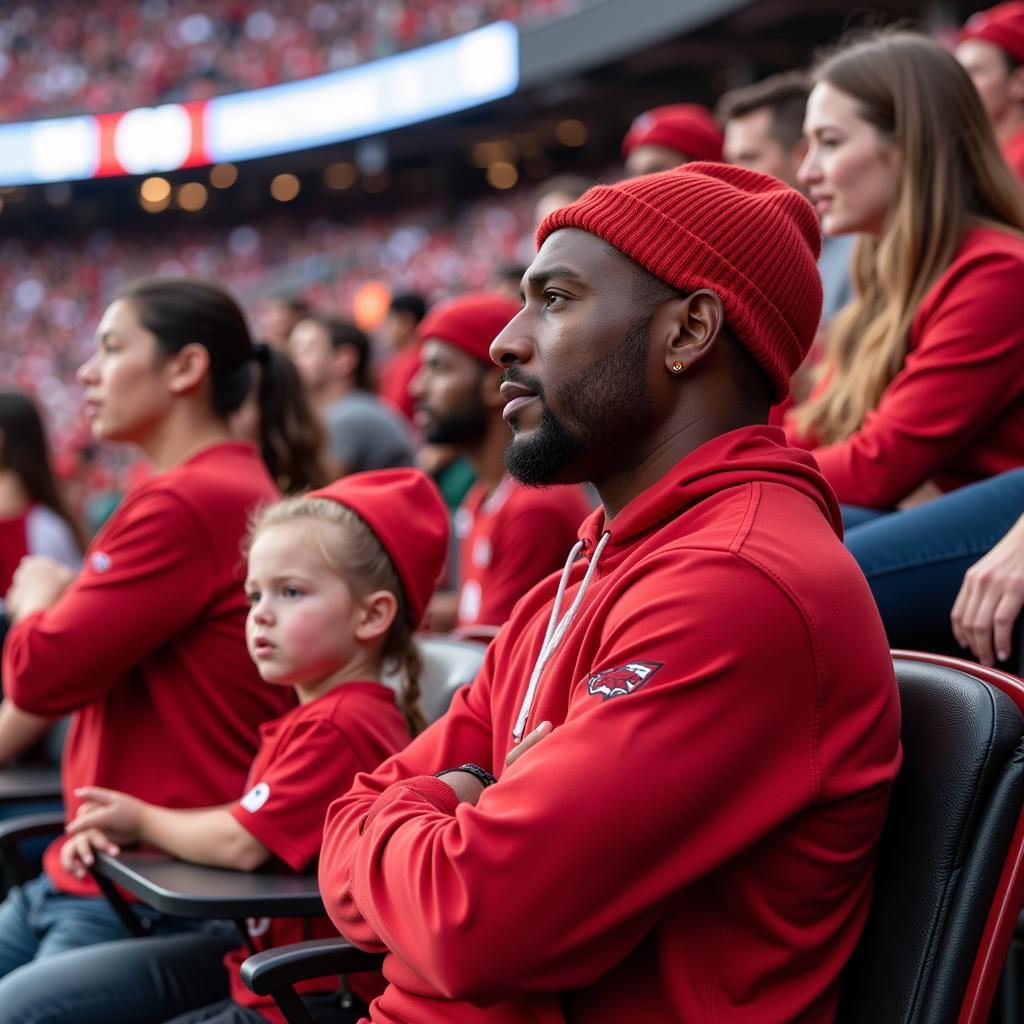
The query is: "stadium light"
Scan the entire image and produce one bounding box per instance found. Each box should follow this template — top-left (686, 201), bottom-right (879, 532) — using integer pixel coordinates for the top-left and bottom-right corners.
top-left (324, 162), bottom-right (357, 189)
top-left (0, 22), bottom-right (519, 187)
top-left (270, 173), bottom-right (300, 201)
top-left (555, 119), bottom-right (588, 146)
top-left (209, 163), bottom-right (238, 188)
top-left (178, 182), bottom-right (209, 211)
top-left (486, 161), bottom-right (519, 189)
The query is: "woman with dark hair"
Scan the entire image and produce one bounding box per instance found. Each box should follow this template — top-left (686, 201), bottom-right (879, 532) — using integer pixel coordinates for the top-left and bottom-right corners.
top-left (0, 389), bottom-right (84, 594)
top-left (0, 278), bottom-right (295, 1021)
top-left (0, 388), bottom-right (83, 765)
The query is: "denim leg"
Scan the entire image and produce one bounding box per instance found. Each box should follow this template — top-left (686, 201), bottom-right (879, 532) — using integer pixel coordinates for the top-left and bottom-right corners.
top-left (0, 929), bottom-right (238, 1024)
top-left (845, 469), bottom-right (1024, 653)
top-left (166, 992), bottom-right (370, 1024)
top-left (0, 874), bottom-right (46, 977)
top-left (841, 504), bottom-right (890, 531)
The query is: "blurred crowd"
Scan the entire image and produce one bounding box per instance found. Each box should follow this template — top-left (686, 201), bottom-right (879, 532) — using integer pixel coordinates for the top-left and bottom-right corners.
top-left (0, 188), bottom-right (534, 527)
top-left (0, 0), bottom-right (581, 121)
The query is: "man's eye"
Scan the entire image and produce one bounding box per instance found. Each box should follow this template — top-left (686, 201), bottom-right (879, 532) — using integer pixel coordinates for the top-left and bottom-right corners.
top-left (543, 291), bottom-right (565, 308)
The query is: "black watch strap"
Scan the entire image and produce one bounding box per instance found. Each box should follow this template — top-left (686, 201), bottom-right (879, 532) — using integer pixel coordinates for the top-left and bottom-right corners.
top-left (435, 763), bottom-right (497, 787)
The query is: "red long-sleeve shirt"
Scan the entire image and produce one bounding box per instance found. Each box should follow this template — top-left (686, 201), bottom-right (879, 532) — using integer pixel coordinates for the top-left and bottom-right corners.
top-left (4, 442), bottom-right (294, 895)
top-left (319, 426), bottom-right (901, 1024)
top-left (787, 227), bottom-right (1024, 507)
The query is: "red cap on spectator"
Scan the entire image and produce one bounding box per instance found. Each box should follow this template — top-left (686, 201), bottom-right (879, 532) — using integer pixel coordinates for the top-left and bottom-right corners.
top-left (305, 469), bottom-right (449, 626)
top-left (960, 2), bottom-right (1024, 64)
top-left (536, 162), bottom-right (822, 402)
top-left (417, 292), bottom-right (522, 366)
top-left (621, 104), bottom-right (724, 163)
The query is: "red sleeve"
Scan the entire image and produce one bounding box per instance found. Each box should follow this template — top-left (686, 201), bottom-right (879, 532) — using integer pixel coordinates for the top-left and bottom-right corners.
top-left (472, 492), bottom-right (586, 628)
top-left (809, 250), bottom-right (1024, 507)
top-left (318, 656), bottom-right (497, 952)
top-left (324, 555), bottom-right (827, 1002)
top-left (4, 488), bottom-right (219, 716)
top-left (232, 718), bottom-right (366, 872)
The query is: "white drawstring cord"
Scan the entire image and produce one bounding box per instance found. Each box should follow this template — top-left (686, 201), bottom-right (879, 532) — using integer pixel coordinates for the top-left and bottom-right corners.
top-left (511, 530), bottom-right (611, 741)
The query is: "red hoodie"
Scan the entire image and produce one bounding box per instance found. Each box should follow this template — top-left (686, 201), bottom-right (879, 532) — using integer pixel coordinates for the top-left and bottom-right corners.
top-left (320, 426), bottom-right (901, 1024)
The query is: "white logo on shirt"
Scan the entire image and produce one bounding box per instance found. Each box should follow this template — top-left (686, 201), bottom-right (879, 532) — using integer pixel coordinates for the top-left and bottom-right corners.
top-left (240, 781), bottom-right (270, 813)
top-left (90, 551), bottom-right (112, 573)
top-left (458, 580), bottom-right (482, 624)
top-left (472, 538), bottom-right (492, 568)
top-left (454, 507), bottom-right (473, 540)
top-left (247, 916), bottom-right (271, 938)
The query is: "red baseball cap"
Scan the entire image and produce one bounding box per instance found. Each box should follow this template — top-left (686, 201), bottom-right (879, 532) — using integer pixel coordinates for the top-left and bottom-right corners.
top-left (417, 292), bottom-right (522, 366)
top-left (960, 3), bottom-right (1024, 64)
top-left (305, 469), bottom-right (449, 626)
top-left (621, 104), bottom-right (724, 164)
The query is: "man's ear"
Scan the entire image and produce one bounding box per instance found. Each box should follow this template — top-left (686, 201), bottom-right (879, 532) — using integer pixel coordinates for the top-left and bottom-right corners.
top-left (166, 342), bottom-right (212, 396)
top-left (656, 290), bottom-right (725, 375)
top-left (479, 364), bottom-right (505, 410)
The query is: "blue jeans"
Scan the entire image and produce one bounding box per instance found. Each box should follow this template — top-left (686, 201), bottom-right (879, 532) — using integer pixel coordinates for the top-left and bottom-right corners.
top-left (0, 873), bottom-right (237, 1024)
top-left (844, 469), bottom-right (1024, 661)
top-left (165, 992), bottom-right (368, 1023)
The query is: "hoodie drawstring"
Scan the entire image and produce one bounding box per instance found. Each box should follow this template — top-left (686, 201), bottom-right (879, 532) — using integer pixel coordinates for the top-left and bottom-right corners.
top-left (512, 530), bottom-right (611, 741)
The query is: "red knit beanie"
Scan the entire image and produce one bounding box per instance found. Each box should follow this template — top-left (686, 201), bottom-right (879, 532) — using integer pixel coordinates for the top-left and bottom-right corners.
top-left (417, 292), bottom-right (522, 366)
top-left (621, 104), bottom-right (724, 164)
top-left (536, 162), bottom-right (822, 401)
top-left (960, 2), bottom-right (1024, 65)
top-left (305, 469), bottom-right (448, 626)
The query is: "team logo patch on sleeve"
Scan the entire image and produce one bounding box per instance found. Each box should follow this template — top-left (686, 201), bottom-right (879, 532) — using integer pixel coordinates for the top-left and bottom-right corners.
top-left (240, 781), bottom-right (270, 812)
top-left (586, 661), bottom-right (663, 701)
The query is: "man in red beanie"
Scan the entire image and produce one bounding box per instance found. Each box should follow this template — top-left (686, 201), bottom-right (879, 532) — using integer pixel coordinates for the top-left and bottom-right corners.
top-left (410, 293), bottom-right (590, 633)
top-left (958, 1), bottom-right (1024, 180)
top-left (320, 164), bottom-right (900, 1023)
top-left (621, 102), bottom-right (723, 177)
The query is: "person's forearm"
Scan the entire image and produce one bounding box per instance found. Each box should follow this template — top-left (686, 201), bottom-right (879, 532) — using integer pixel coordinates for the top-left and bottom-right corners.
top-left (138, 804), bottom-right (270, 871)
top-left (0, 699), bottom-right (54, 766)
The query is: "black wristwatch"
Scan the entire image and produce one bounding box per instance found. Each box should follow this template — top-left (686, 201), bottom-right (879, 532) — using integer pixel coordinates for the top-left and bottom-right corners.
top-left (435, 763), bottom-right (497, 787)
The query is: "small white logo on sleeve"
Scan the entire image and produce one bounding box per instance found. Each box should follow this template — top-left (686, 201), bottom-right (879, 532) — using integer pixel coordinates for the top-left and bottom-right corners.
top-left (90, 551), bottom-right (112, 574)
top-left (240, 781), bottom-right (270, 813)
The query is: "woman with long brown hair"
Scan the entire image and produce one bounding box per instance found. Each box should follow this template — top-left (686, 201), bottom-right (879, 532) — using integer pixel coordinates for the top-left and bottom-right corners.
top-left (789, 29), bottom-right (1024, 513)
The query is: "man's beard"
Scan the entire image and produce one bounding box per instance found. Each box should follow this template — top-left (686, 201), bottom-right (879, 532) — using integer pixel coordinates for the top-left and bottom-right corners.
top-left (505, 317), bottom-right (654, 486)
top-left (419, 400), bottom-right (488, 445)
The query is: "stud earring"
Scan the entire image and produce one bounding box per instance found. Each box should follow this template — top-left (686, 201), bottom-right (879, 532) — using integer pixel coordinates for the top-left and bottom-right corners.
top-left (670, 360), bottom-right (685, 373)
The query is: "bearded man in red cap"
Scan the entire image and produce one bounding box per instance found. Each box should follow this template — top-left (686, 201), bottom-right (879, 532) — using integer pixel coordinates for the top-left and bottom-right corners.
top-left (319, 164), bottom-right (901, 1024)
top-left (410, 293), bottom-right (590, 634)
top-left (621, 102), bottom-right (723, 176)
top-left (958, 2), bottom-right (1024, 181)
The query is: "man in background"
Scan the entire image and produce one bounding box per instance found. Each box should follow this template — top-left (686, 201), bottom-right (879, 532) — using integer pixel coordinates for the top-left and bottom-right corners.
top-left (289, 315), bottom-right (414, 476)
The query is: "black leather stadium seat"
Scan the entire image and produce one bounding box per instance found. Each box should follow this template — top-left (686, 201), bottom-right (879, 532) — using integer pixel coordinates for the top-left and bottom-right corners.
top-left (838, 652), bottom-right (1024, 1024)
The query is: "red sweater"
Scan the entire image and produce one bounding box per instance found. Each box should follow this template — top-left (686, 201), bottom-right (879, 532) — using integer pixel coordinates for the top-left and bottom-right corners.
top-left (455, 478), bottom-right (590, 629)
top-left (787, 227), bottom-right (1024, 507)
top-left (225, 682), bottom-right (409, 1024)
top-left (319, 427), bottom-right (901, 1024)
top-left (3, 443), bottom-right (294, 896)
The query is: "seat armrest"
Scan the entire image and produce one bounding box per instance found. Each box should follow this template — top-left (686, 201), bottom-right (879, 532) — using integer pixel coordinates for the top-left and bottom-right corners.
top-left (0, 810), bottom-right (65, 885)
top-left (0, 810), bottom-right (65, 849)
top-left (241, 938), bottom-right (384, 995)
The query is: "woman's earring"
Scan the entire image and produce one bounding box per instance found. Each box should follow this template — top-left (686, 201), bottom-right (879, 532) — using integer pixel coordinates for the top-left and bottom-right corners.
top-left (670, 360), bottom-right (685, 373)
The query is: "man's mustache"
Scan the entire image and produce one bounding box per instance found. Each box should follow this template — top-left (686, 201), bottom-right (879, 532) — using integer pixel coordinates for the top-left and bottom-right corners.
top-left (500, 365), bottom-right (545, 401)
